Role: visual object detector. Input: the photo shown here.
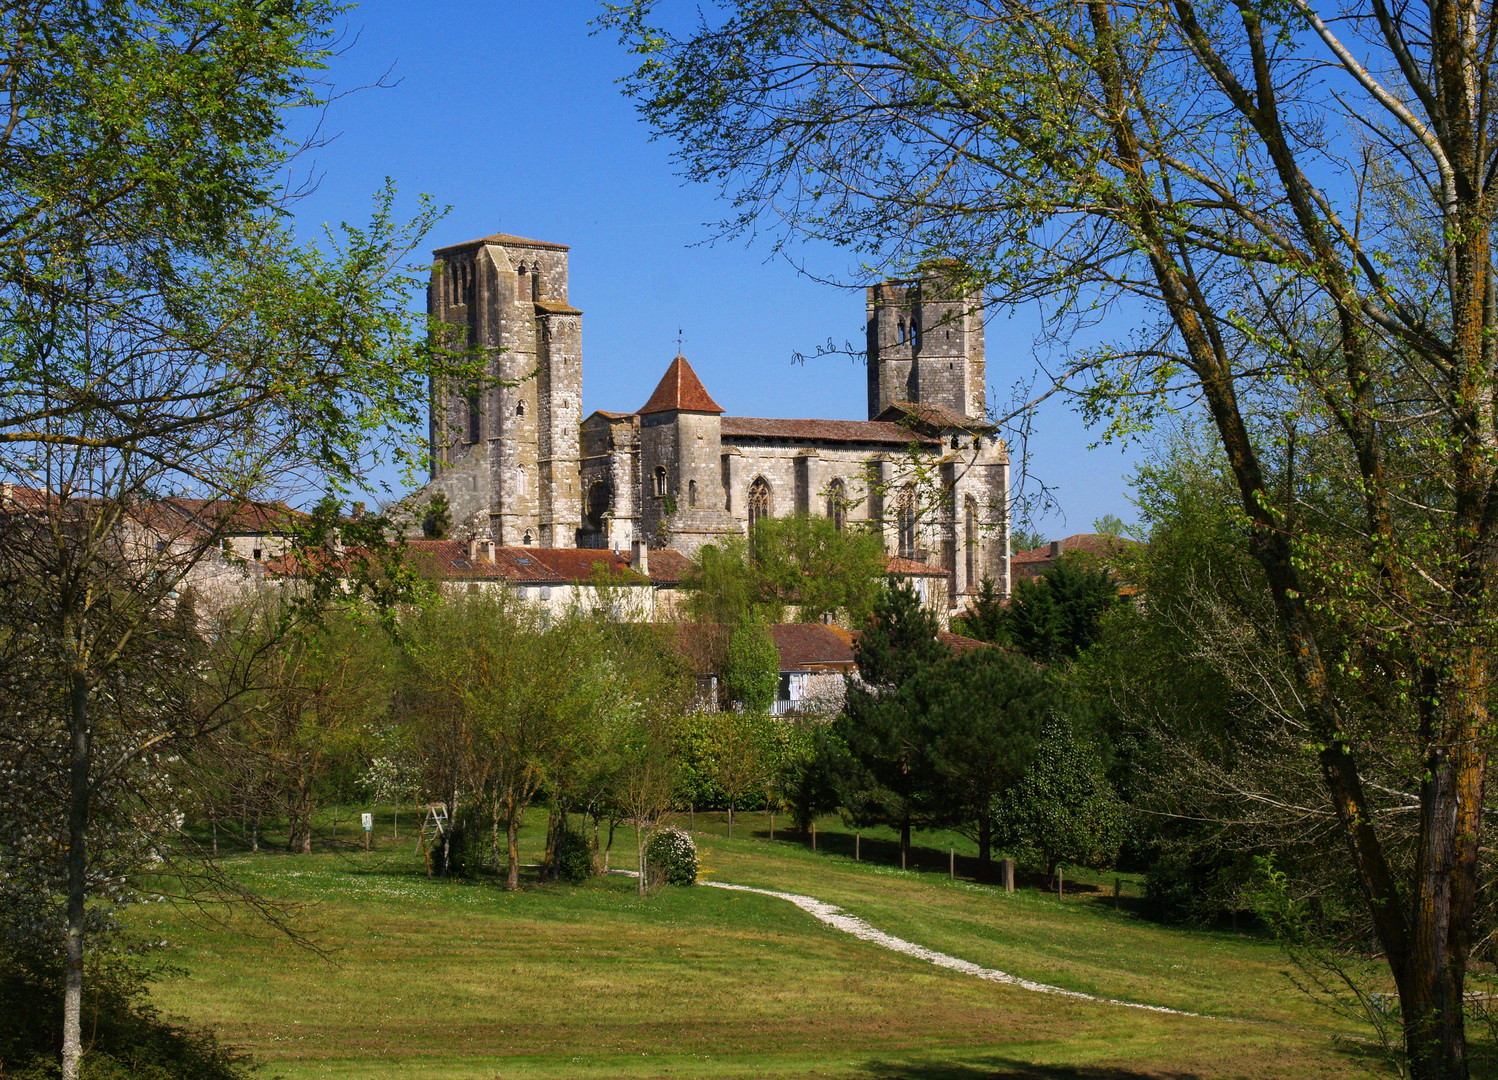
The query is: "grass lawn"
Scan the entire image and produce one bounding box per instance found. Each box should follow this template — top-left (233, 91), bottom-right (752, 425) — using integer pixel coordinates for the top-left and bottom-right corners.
top-left (130, 807), bottom-right (1401, 1080)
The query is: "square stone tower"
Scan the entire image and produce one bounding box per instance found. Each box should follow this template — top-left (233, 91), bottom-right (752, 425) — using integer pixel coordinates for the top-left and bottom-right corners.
top-left (866, 263), bottom-right (986, 420)
top-left (427, 233), bottom-right (582, 546)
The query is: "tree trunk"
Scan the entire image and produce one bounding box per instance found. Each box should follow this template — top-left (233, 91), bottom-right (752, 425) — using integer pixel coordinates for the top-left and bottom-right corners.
top-left (977, 814), bottom-right (992, 877)
top-left (492, 795), bottom-right (503, 874)
top-left (900, 812), bottom-right (911, 868)
top-left (61, 674), bottom-right (90, 1080)
top-left (727, 801), bottom-right (734, 839)
top-left (636, 822), bottom-right (646, 896)
top-left (506, 801), bottom-right (523, 891)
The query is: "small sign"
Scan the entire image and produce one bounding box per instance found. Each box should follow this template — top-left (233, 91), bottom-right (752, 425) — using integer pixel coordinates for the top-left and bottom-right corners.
top-left (361, 813), bottom-right (373, 831)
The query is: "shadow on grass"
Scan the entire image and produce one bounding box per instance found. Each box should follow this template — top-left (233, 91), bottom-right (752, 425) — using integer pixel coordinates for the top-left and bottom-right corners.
top-left (854, 1057), bottom-right (1199, 1079)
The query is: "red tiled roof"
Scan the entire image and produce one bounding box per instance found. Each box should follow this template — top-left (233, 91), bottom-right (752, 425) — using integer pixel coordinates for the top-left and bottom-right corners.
top-left (639, 355), bottom-right (724, 415)
top-left (771, 622), bottom-right (857, 672)
top-left (637, 548), bottom-right (693, 585)
top-left (160, 498), bottom-right (306, 535)
top-left (433, 232), bottom-right (569, 253)
top-left (405, 541), bottom-right (648, 585)
top-left (721, 416), bottom-right (939, 446)
top-left (886, 555), bottom-right (948, 577)
top-left (876, 401), bottom-right (991, 431)
top-left (1011, 532), bottom-right (1138, 564)
top-left (937, 630), bottom-right (993, 653)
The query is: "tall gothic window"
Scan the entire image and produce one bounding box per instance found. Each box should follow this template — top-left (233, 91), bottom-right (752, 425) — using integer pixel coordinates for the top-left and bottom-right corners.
top-left (688, 479), bottom-right (698, 508)
top-left (654, 466), bottom-right (668, 497)
top-left (748, 476), bottom-right (771, 533)
top-left (466, 386), bottom-right (481, 444)
top-left (964, 495), bottom-right (978, 586)
top-left (827, 478), bottom-right (847, 532)
top-left (897, 485), bottom-right (918, 559)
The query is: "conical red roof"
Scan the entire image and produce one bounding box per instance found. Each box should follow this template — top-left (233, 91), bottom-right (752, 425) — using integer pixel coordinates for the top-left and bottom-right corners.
top-left (638, 355), bottom-right (724, 415)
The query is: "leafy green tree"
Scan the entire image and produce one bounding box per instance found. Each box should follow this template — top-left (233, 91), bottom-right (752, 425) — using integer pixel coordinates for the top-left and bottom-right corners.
top-left (995, 715), bottom-right (1125, 886)
top-left (603, 0), bottom-right (1498, 1065)
top-left (683, 514), bottom-right (887, 626)
top-left (904, 648), bottom-right (1058, 873)
top-left (0, 1), bottom-right (469, 1072)
top-left (834, 578), bottom-right (946, 862)
top-left (750, 514), bottom-right (886, 624)
top-left (776, 721), bottom-right (845, 835)
top-left (1009, 528), bottom-right (1046, 554)
top-left (421, 491), bottom-right (452, 540)
top-left (722, 614), bottom-right (779, 712)
top-left (953, 576), bottom-right (1006, 643)
top-left (1005, 555), bottom-right (1120, 663)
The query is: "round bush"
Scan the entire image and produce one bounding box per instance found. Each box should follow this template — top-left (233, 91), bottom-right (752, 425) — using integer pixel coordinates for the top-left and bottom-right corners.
top-left (552, 824), bottom-right (593, 884)
top-left (645, 826), bottom-right (698, 886)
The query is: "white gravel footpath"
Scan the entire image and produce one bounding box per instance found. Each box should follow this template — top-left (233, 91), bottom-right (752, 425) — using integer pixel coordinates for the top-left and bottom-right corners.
top-left (697, 878), bottom-right (1205, 1017)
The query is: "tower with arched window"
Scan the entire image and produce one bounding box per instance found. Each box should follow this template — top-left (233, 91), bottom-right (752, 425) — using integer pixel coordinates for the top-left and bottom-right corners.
top-left (865, 262), bottom-right (986, 422)
top-left (421, 231), bottom-right (582, 548)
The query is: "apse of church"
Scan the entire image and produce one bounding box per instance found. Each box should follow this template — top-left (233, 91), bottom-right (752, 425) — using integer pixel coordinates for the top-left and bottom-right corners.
top-left (416, 231), bottom-right (1011, 609)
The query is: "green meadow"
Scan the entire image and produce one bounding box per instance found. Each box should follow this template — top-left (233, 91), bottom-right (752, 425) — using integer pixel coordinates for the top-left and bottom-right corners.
top-left (130, 810), bottom-right (1400, 1079)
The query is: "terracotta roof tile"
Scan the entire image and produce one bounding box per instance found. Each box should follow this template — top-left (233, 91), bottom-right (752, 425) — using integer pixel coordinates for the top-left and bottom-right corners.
top-left (639, 355), bottom-right (724, 415)
top-left (721, 416), bottom-right (938, 446)
top-left (770, 623), bottom-right (858, 671)
top-left (937, 630), bottom-right (993, 653)
top-left (405, 541), bottom-right (648, 584)
top-left (637, 548), bottom-right (693, 584)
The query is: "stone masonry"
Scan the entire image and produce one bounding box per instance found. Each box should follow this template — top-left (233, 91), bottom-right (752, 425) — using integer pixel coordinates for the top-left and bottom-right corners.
top-left (411, 232), bottom-right (1012, 613)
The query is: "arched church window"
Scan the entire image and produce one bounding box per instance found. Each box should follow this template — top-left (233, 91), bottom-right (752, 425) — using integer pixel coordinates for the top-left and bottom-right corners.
top-left (586, 481), bottom-right (611, 531)
top-left (827, 478), bottom-right (847, 532)
top-left (748, 476), bottom-right (771, 533)
top-left (897, 485), bottom-right (918, 560)
top-left (654, 466), bottom-right (668, 497)
top-left (516, 400), bottom-right (526, 418)
top-left (965, 495), bottom-right (978, 586)
top-left (910, 315), bottom-right (920, 350)
top-left (897, 319), bottom-right (906, 345)
top-left (688, 479), bottom-right (698, 508)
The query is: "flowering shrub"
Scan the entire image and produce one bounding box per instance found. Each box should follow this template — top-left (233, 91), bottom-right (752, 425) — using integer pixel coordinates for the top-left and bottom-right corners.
top-left (645, 826), bottom-right (698, 886)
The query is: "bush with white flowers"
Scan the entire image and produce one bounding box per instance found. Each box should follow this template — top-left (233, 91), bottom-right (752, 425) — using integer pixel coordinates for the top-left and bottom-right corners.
top-left (645, 826), bottom-right (698, 886)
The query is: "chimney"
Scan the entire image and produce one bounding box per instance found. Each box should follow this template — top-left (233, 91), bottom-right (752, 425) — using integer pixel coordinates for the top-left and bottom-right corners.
top-left (1048, 540), bottom-right (1063, 558)
top-left (485, 539), bottom-right (495, 563)
top-left (631, 537), bottom-right (649, 576)
top-left (469, 538), bottom-right (479, 562)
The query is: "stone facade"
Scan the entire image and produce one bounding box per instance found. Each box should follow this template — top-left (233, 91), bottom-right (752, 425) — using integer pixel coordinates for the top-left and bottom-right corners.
top-left (413, 233), bottom-right (1012, 614)
top-left (424, 233), bottom-right (582, 548)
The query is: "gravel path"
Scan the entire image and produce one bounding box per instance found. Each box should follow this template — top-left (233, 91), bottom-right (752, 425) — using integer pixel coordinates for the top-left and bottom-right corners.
top-left (698, 878), bottom-right (1206, 1017)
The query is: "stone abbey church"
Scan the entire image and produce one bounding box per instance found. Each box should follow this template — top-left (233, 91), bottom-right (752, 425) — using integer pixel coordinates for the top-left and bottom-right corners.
top-left (413, 230), bottom-right (1012, 609)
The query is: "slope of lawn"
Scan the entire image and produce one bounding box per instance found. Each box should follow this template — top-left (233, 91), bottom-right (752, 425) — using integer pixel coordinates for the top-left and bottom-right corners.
top-left (129, 808), bottom-right (1398, 1080)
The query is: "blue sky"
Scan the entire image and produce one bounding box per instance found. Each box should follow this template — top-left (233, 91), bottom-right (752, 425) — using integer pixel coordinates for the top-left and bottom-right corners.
top-left (288, 0), bottom-right (1148, 539)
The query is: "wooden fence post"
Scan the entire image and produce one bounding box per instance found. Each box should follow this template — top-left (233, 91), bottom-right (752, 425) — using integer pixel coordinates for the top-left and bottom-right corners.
top-left (949, 848), bottom-right (955, 879)
top-left (812, 824), bottom-right (817, 852)
top-left (855, 833), bottom-right (860, 862)
top-left (1002, 858), bottom-right (1014, 893)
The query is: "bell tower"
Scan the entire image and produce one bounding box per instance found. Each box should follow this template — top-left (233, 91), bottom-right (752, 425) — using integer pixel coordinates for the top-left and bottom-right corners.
top-left (426, 231), bottom-right (582, 545)
top-left (866, 264), bottom-right (986, 420)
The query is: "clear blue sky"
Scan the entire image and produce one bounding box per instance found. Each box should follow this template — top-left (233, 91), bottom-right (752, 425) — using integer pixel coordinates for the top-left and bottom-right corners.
top-left (288, 0), bottom-right (1148, 539)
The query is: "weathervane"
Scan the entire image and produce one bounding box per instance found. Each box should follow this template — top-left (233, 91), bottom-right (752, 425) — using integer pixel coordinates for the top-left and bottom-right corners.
top-left (677, 327), bottom-right (684, 355)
